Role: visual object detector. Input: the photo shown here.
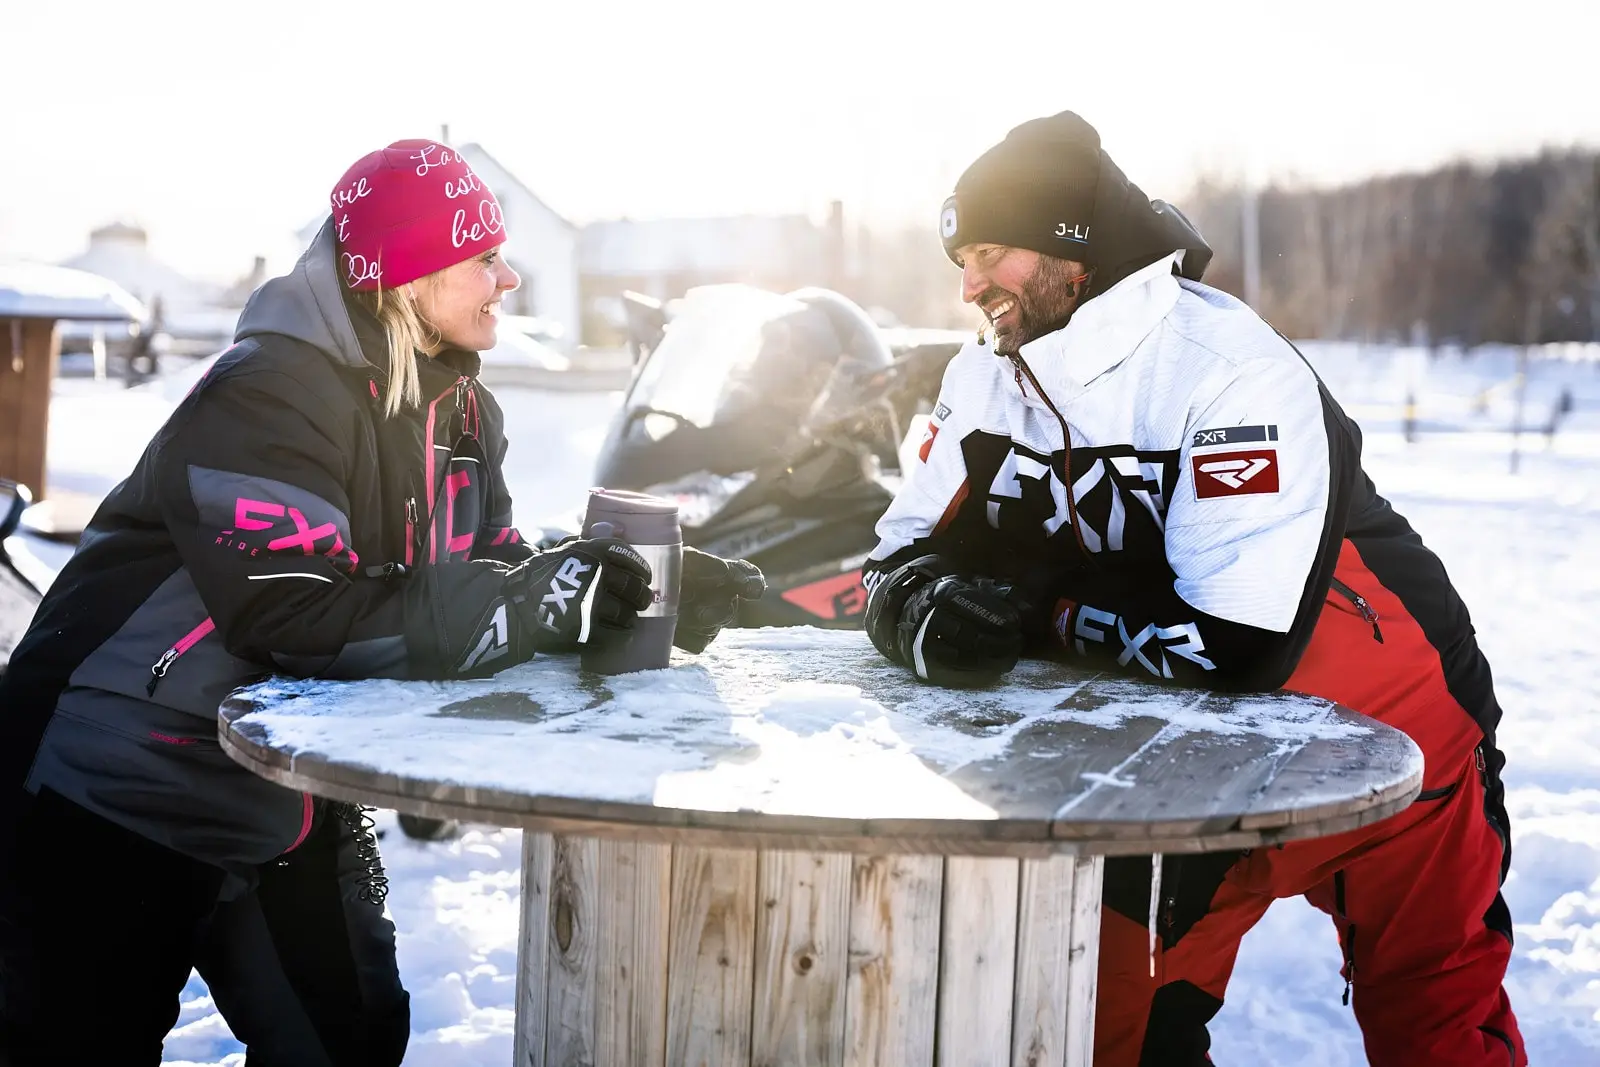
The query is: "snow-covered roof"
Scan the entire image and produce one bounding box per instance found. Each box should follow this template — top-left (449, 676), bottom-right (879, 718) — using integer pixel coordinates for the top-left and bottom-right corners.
top-left (60, 227), bottom-right (221, 313)
top-left (0, 262), bottom-right (147, 322)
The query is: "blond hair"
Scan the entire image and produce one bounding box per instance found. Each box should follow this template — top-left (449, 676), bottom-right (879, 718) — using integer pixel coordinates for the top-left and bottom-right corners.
top-left (354, 282), bottom-right (440, 417)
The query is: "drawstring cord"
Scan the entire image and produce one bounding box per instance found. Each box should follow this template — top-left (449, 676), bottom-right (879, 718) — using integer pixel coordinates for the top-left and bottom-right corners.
top-left (332, 802), bottom-right (391, 906)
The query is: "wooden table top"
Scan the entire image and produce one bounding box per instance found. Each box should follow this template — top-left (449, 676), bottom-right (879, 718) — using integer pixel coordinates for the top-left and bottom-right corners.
top-left (219, 628), bottom-right (1423, 857)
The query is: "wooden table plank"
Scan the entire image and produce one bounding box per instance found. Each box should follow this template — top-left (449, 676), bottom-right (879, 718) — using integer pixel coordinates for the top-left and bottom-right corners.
top-left (514, 832), bottom-right (553, 1067)
top-left (936, 857), bottom-right (1020, 1065)
top-left (665, 847), bottom-right (758, 1067)
top-left (545, 835), bottom-right (599, 1065)
top-left (596, 840), bottom-right (671, 1066)
top-left (842, 854), bottom-right (942, 1067)
top-left (1011, 855), bottom-right (1078, 1067)
top-left (1062, 857), bottom-right (1103, 1067)
top-left (751, 852), bottom-right (852, 1067)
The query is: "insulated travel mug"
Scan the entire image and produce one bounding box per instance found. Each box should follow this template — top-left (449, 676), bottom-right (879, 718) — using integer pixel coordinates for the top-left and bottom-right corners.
top-left (579, 488), bottom-right (682, 674)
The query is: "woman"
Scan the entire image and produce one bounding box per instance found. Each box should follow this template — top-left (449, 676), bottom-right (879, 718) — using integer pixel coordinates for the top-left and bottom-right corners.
top-left (0, 140), bottom-right (762, 1066)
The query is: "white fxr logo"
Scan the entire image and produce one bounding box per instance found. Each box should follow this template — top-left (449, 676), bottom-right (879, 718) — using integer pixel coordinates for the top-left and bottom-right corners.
top-left (1199, 457), bottom-right (1272, 489)
top-left (538, 557), bottom-right (593, 627)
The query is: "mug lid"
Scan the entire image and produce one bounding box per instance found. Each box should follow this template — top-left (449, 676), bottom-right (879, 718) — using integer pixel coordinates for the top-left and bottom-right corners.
top-left (585, 487), bottom-right (679, 516)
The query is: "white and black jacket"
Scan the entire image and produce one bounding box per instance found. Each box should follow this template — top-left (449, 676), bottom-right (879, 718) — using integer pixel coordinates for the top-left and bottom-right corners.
top-left (865, 255), bottom-right (1365, 692)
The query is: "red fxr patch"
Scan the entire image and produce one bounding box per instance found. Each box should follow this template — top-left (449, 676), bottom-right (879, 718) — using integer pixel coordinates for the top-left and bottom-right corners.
top-left (1193, 449), bottom-right (1280, 498)
top-left (918, 423), bottom-right (940, 462)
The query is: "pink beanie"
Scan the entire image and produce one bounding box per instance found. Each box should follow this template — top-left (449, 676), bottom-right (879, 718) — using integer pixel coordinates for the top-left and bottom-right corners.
top-left (328, 139), bottom-right (507, 291)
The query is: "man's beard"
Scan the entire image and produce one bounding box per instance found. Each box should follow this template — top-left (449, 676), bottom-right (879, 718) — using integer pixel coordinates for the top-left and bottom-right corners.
top-left (981, 256), bottom-right (1086, 357)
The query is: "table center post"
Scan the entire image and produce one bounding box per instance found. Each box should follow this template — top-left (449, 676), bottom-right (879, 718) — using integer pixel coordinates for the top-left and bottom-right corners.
top-left (512, 832), bottom-right (1105, 1067)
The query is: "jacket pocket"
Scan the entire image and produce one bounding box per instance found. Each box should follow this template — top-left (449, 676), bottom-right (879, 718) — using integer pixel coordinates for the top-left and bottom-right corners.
top-left (1414, 781), bottom-right (1459, 802)
top-left (29, 706), bottom-right (313, 868)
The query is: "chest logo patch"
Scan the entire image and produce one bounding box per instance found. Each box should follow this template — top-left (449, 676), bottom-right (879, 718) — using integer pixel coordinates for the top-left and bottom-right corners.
top-left (1193, 449), bottom-right (1280, 498)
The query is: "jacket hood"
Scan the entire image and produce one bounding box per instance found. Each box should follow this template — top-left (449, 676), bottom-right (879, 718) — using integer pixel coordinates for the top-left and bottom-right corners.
top-left (234, 217), bottom-right (369, 372)
top-left (1082, 180), bottom-right (1213, 301)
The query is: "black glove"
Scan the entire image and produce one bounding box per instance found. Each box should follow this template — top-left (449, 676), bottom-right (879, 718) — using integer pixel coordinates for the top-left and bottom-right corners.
top-left (508, 537), bottom-right (653, 651)
top-left (864, 554), bottom-right (1021, 687)
top-left (674, 547), bottom-right (766, 653)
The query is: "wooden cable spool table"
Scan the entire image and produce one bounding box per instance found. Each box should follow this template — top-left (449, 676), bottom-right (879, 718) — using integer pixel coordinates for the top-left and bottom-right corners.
top-left (219, 628), bottom-right (1422, 1067)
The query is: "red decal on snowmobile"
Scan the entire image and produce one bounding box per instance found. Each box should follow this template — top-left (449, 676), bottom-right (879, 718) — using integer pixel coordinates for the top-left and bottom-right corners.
top-left (780, 570), bottom-right (868, 620)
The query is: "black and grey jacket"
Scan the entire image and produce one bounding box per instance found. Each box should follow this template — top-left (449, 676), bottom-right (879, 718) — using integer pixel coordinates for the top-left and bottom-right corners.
top-left (0, 220), bottom-right (539, 876)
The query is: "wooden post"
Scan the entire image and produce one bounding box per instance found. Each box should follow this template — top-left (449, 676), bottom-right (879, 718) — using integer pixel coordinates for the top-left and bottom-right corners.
top-left (1510, 342), bottom-right (1531, 475)
top-left (0, 317), bottom-right (59, 500)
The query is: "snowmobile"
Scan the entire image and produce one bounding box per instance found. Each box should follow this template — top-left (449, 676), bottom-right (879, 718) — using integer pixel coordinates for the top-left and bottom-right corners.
top-left (396, 285), bottom-right (964, 842)
top-left (581, 282), bottom-right (965, 627)
top-left (582, 195), bottom-right (1214, 629)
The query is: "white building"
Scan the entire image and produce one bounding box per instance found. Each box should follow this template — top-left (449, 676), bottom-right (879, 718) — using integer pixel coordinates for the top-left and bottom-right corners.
top-left (457, 143), bottom-right (580, 348)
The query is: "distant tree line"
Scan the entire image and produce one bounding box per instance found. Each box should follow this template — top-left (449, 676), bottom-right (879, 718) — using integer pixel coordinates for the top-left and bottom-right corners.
top-left (1183, 149), bottom-right (1600, 345)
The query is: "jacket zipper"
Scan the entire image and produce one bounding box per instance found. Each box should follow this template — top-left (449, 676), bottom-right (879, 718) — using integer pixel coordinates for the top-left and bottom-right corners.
top-left (1334, 869), bottom-right (1357, 1007)
top-left (404, 496), bottom-right (418, 567)
top-left (1329, 577), bottom-right (1384, 643)
top-left (420, 378), bottom-right (471, 565)
top-left (147, 617), bottom-right (216, 696)
top-left (1011, 357), bottom-right (1028, 398)
top-left (1154, 854), bottom-right (1180, 979)
top-left (1006, 353), bottom-right (1091, 561)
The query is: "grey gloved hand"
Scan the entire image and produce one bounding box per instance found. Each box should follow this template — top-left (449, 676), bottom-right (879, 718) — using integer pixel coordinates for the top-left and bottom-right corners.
top-left (673, 547), bottom-right (766, 654)
top-left (509, 537), bottom-right (653, 651)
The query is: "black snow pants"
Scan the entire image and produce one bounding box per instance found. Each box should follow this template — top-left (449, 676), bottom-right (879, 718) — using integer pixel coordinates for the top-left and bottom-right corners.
top-left (0, 787), bottom-right (408, 1066)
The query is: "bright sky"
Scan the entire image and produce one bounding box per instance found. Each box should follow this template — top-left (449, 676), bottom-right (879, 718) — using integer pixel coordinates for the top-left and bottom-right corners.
top-left (3, 0), bottom-right (1596, 282)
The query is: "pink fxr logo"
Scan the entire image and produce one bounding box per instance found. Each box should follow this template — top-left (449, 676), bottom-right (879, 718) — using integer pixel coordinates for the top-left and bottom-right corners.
top-left (231, 497), bottom-right (359, 572)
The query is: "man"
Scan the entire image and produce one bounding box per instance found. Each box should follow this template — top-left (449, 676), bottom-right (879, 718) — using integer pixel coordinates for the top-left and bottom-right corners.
top-left (863, 111), bottom-right (1523, 1066)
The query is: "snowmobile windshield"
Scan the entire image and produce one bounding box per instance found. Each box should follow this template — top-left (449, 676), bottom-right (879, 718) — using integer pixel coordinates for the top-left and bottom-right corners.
top-left (623, 285), bottom-right (843, 433)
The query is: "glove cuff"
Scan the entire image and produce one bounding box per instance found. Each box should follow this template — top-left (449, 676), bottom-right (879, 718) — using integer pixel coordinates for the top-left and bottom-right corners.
top-left (864, 554), bottom-right (958, 664)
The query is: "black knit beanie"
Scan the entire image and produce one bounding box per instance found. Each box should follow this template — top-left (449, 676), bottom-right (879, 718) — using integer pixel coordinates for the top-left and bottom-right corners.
top-left (941, 110), bottom-right (1211, 293)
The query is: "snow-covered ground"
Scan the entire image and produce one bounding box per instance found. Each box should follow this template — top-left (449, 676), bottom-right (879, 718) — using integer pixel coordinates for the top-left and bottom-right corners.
top-left (35, 344), bottom-right (1600, 1065)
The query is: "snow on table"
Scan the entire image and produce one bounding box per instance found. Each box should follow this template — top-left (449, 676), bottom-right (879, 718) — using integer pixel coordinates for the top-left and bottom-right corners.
top-left (221, 627), bottom-right (1420, 855)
